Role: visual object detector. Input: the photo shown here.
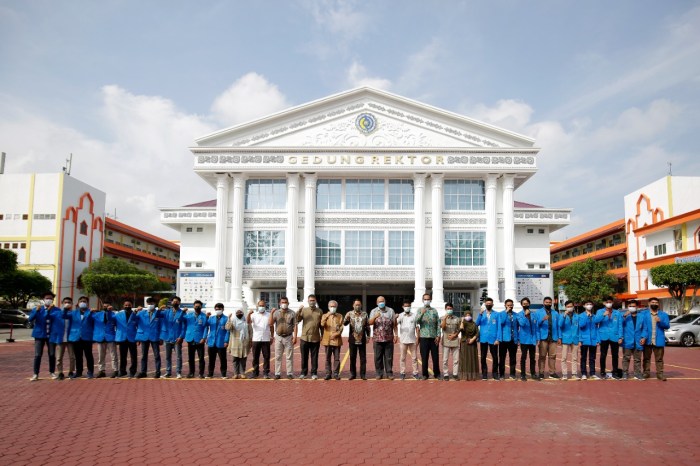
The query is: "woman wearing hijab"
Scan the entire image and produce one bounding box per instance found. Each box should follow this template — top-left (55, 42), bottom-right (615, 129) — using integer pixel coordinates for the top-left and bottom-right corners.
top-left (458, 311), bottom-right (480, 381)
top-left (226, 308), bottom-right (253, 379)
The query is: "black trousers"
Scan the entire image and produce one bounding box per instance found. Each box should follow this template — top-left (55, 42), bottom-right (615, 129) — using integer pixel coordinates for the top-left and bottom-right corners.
top-left (140, 341), bottom-right (161, 375)
top-left (374, 341), bottom-right (394, 377)
top-left (498, 340), bottom-right (518, 377)
top-left (207, 346), bottom-right (227, 377)
top-left (580, 345), bottom-right (597, 376)
top-left (74, 339), bottom-right (94, 376)
top-left (118, 341), bottom-right (137, 376)
top-left (600, 340), bottom-right (619, 375)
top-left (325, 345), bottom-right (341, 376)
top-left (520, 344), bottom-right (536, 376)
top-left (480, 342), bottom-right (499, 377)
top-left (419, 337), bottom-right (440, 379)
top-left (33, 339), bottom-right (55, 375)
top-left (187, 341), bottom-right (205, 376)
top-left (300, 340), bottom-right (320, 376)
top-left (252, 341), bottom-right (271, 376)
top-left (348, 341), bottom-right (367, 377)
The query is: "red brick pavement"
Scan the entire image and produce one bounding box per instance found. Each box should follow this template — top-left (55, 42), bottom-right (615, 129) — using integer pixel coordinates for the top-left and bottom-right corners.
top-left (1, 340), bottom-right (698, 465)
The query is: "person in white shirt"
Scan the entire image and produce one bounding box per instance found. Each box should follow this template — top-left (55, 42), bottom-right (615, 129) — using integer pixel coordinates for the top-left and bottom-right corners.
top-left (395, 300), bottom-right (419, 380)
top-left (247, 300), bottom-right (272, 379)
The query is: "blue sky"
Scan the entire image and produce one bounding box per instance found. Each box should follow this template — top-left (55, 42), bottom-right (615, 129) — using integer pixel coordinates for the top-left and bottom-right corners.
top-left (1, 0), bottom-right (699, 239)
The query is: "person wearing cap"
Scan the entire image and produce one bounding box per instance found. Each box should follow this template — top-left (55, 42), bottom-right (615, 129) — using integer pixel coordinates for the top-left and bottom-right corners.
top-left (247, 299), bottom-right (272, 379)
top-left (270, 296), bottom-right (296, 380)
top-left (296, 294), bottom-right (323, 380)
top-left (205, 302), bottom-right (229, 378)
top-left (114, 300), bottom-right (138, 378)
top-left (93, 303), bottom-right (118, 378)
top-left (395, 300), bottom-right (419, 380)
top-left (182, 300), bottom-right (208, 378)
top-left (369, 296), bottom-right (397, 380)
top-left (578, 300), bottom-right (600, 380)
top-left (641, 297), bottom-right (670, 381)
top-left (28, 292), bottom-right (60, 381)
top-left (497, 299), bottom-right (519, 380)
top-left (621, 299), bottom-right (647, 380)
top-left (226, 307), bottom-right (252, 379)
top-left (475, 297), bottom-right (500, 380)
top-left (594, 296), bottom-right (623, 380)
top-left (343, 298), bottom-right (369, 380)
top-left (534, 296), bottom-right (561, 380)
top-left (66, 296), bottom-right (96, 379)
top-left (135, 297), bottom-right (165, 379)
top-left (516, 297), bottom-right (539, 381)
top-left (321, 300), bottom-right (344, 380)
top-left (558, 300), bottom-right (579, 380)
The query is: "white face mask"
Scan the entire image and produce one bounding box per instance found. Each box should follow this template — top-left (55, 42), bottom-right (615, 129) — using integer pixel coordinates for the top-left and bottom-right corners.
top-left (309, 302), bottom-right (317, 308)
top-left (566, 307), bottom-right (574, 313)
top-left (584, 304), bottom-right (593, 311)
top-left (44, 299), bottom-right (53, 307)
top-left (629, 306), bottom-right (637, 313)
top-left (215, 309), bottom-right (223, 316)
top-left (78, 302), bottom-right (88, 309)
top-left (329, 307), bottom-right (337, 314)
top-left (403, 307), bottom-right (411, 313)
top-left (423, 300), bottom-right (431, 307)
top-left (604, 303), bottom-right (613, 309)
top-left (147, 305), bottom-right (155, 311)
top-left (465, 315), bottom-right (473, 322)
top-left (258, 306), bottom-right (266, 313)
top-left (280, 303), bottom-right (288, 310)
top-left (63, 303), bottom-right (71, 309)
top-left (446, 309), bottom-right (453, 316)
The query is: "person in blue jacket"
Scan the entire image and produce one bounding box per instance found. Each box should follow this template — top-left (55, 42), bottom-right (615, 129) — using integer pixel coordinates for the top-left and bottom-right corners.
top-left (182, 300), bottom-right (208, 378)
top-left (641, 297), bottom-right (670, 381)
top-left (66, 296), bottom-right (96, 379)
top-left (204, 302), bottom-right (230, 378)
top-left (534, 296), bottom-right (561, 380)
top-left (516, 297), bottom-right (538, 381)
top-left (161, 296), bottom-right (186, 379)
top-left (475, 297), bottom-right (500, 380)
top-left (594, 296), bottom-right (623, 380)
top-left (114, 300), bottom-right (138, 378)
top-left (48, 297), bottom-right (72, 381)
top-left (93, 303), bottom-right (118, 378)
top-left (28, 291), bottom-right (58, 381)
top-left (135, 297), bottom-right (165, 378)
top-left (558, 301), bottom-right (579, 380)
top-left (578, 300), bottom-right (599, 380)
top-left (497, 299), bottom-right (519, 380)
top-left (621, 299), bottom-right (647, 380)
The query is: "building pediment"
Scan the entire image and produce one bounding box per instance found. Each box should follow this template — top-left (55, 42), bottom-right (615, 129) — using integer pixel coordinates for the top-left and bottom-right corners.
top-left (195, 87), bottom-right (535, 150)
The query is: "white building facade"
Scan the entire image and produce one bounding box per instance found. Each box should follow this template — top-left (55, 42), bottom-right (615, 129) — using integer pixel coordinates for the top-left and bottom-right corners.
top-left (161, 88), bottom-right (570, 312)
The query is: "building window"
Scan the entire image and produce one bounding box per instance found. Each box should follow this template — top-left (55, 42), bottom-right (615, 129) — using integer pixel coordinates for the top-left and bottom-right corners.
top-left (196, 227), bottom-right (203, 233)
top-left (526, 228), bottom-right (534, 234)
top-left (185, 262), bottom-right (192, 267)
top-left (315, 231), bottom-right (341, 265)
top-left (185, 227), bottom-right (193, 233)
top-left (528, 264), bottom-right (534, 269)
top-left (79, 221), bottom-right (88, 235)
top-left (32, 214), bottom-right (56, 220)
top-left (22, 214), bottom-right (28, 220)
top-left (316, 180), bottom-right (342, 210)
top-left (244, 230), bottom-right (285, 265)
top-left (673, 229), bottom-right (683, 252)
top-left (20, 243), bottom-right (26, 249)
top-left (195, 262), bottom-right (203, 268)
top-left (444, 231), bottom-right (486, 266)
top-left (388, 231), bottom-right (414, 265)
top-left (245, 179), bottom-right (286, 210)
top-left (443, 180), bottom-right (485, 211)
top-left (345, 231), bottom-right (384, 265)
top-left (260, 291), bottom-right (285, 307)
top-left (538, 228), bottom-right (546, 234)
top-left (0, 214), bottom-right (3, 220)
top-left (388, 180), bottom-right (414, 210)
top-left (653, 243), bottom-right (667, 257)
top-left (107, 231), bottom-right (113, 236)
top-left (346, 179), bottom-right (385, 210)
top-left (539, 264), bottom-right (546, 269)
top-left (12, 243), bottom-right (18, 249)
top-left (78, 248), bottom-right (87, 262)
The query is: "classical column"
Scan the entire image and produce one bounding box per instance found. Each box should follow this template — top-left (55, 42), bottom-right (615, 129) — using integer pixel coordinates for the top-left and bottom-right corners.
top-left (413, 173), bottom-right (427, 307)
top-left (212, 173), bottom-right (229, 303)
top-left (285, 173), bottom-right (300, 305)
top-left (502, 174), bottom-right (516, 303)
top-left (431, 173), bottom-right (445, 308)
top-left (485, 173), bottom-right (499, 302)
top-left (229, 174), bottom-right (246, 308)
top-left (302, 173), bottom-right (317, 302)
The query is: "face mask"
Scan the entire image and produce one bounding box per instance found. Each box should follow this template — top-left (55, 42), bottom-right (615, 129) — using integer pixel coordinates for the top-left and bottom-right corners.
top-left (465, 315), bottom-right (473, 322)
top-left (485, 304), bottom-right (493, 311)
top-left (215, 309), bottom-right (223, 316)
top-left (78, 302), bottom-right (88, 309)
top-left (194, 306), bottom-right (202, 312)
top-left (423, 300), bottom-right (431, 307)
top-left (172, 303), bottom-right (180, 309)
top-left (522, 304), bottom-right (529, 310)
top-left (309, 302), bottom-right (316, 308)
top-left (650, 304), bottom-right (659, 311)
top-left (236, 313), bottom-right (243, 319)
top-left (446, 309), bottom-right (453, 316)
top-left (147, 305), bottom-right (155, 311)
top-left (629, 306), bottom-right (637, 313)
top-left (280, 303), bottom-right (288, 310)
top-left (378, 302), bottom-right (385, 309)
top-left (329, 307), bottom-right (337, 314)
top-left (544, 304), bottom-right (551, 310)
top-left (258, 306), bottom-right (266, 313)
top-left (403, 307), bottom-right (410, 313)
top-left (566, 307), bottom-right (574, 314)
top-left (63, 303), bottom-right (72, 309)
top-left (354, 305), bottom-right (361, 311)
top-left (44, 299), bottom-right (53, 307)
top-left (584, 305), bottom-right (593, 311)
top-left (124, 306), bottom-right (132, 311)
top-left (604, 303), bottom-right (613, 309)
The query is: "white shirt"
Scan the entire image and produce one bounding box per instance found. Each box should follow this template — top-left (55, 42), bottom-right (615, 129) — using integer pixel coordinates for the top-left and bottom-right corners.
top-left (250, 311), bottom-right (271, 342)
top-left (397, 310), bottom-right (418, 344)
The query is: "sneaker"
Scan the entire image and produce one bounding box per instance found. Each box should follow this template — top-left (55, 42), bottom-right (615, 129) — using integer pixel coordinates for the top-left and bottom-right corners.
top-left (581, 374), bottom-right (588, 380)
top-left (187, 374), bottom-right (195, 379)
top-left (550, 373), bottom-right (561, 379)
top-left (643, 373), bottom-right (651, 379)
top-left (299, 374), bottom-right (306, 380)
top-left (311, 374), bottom-right (318, 380)
top-left (136, 373), bottom-right (145, 379)
top-left (509, 375), bottom-right (517, 380)
top-left (387, 374), bottom-right (395, 380)
top-left (413, 373), bottom-right (420, 380)
top-left (538, 373), bottom-right (545, 380)
top-left (287, 374), bottom-right (294, 380)
top-left (590, 374), bottom-right (600, 380)
top-left (153, 374), bottom-right (160, 379)
top-left (96, 371), bottom-right (106, 379)
top-left (620, 373), bottom-right (629, 381)
top-left (57, 373), bottom-right (65, 381)
top-left (264, 374), bottom-right (271, 380)
top-left (176, 373), bottom-right (182, 379)
top-left (481, 375), bottom-right (488, 381)
top-left (110, 373), bottom-right (117, 378)
top-left (199, 374), bottom-right (205, 379)
top-left (324, 374), bottom-right (332, 380)
top-left (205, 375), bottom-right (212, 379)
top-left (400, 373), bottom-right (406, 380)
top-left (605, 373), bottom-right (613, 380)
top-left (375, 375), bottom-right (383, 380)
top-left (68, 372), bottom-right (75, 378)
top-left (50, 373), bottom-right (58, 380)
top-left (443, 375), bottom-right (449, 381)
top-left (221, 375), bottom-right (227, 379)
top-left (334, 375), bottom-right (341, 381)
top-left (361, 376), bottom-right (367, 380)
top-left (520, 375), bottom-right (527, 381)
top-left (657, 374), bottom-right (667, 381)
top-left (274, 374), bottom-right (281, 380)
top-left (86, 373), bottom-right (94, 379)
top-left (634, 374), bottom-right (645, 381)
top-left (30, 374), bottom-right (39, 381)
top-left (164, 373), bottom-right (172, 379)
top-left (239, 374), bottom-right (247, 379)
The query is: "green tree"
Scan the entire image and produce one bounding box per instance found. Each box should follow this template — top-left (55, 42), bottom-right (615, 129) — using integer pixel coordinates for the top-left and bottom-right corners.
top-left (554, 258), bottom-right (617, 304)
top-left (650, 262), bottom-right (700, 314)
top-left (80, 257), bottom-right (170, 305)
top-left (0, 249), bottom-right (18, 275)
top-left (0, 269), bottom-right (53, 308)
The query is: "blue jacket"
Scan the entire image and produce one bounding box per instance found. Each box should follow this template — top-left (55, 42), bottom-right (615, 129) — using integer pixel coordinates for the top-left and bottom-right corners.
top-left (28, 305), bottom-right (53, 339)
top-left (476, 310), bottom-right (500, 344)
top-left (182, 310), bottom-right (208, 343)
top-left (534, 309), bottom-right (561, 341)
top-left (594, 309), bottom-right (623, 342)
top-left (204, 315), bottom-right (230, 347)
top-left (135, 309), bottom-right (165, 342)
top-left (516, 311), bottom-right (538, 345)
top-left (622, 312), bottom-right (647, 350)
top-left (559, 312), bottom-right (579, 345)
top-left (47, 309), bottom-right (70, 344)
top-left (114, 309), bottom-right (138, 342)
top-left (160, 308), bottom-right (185, 343)
top-left (66, 309), bottom-right (95, 342)
top-left (497, 311), bottom-right (519, 343)
top-left (641, 309), bottom-right (670, 347)
top-left (92, 311), bottom-right (116, 342)
top-left (578, 313), bottom-right (599, 346)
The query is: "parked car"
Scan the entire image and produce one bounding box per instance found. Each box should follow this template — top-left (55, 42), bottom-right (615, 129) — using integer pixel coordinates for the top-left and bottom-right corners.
top-left (0, 309), bottom-right (33, 328)
top-left (665, 312), bottom-right (700, 347)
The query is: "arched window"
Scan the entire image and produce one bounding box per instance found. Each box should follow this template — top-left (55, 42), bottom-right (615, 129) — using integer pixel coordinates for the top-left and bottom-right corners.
top-left (78, 247), bottom-right (87, 262)
top-left (79, 221), bottom-right (88, 236)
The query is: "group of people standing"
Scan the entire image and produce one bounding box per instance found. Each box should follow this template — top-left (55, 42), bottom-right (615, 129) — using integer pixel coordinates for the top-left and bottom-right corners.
top-left (27, 291), bottom-right (671, 382)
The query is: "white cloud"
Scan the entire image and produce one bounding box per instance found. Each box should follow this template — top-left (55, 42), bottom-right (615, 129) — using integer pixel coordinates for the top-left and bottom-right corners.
top-left (346, 61), bottom-right (392, 90)
top-left (470, 99), bottom-right (534, 133)
top-left (395, 39), bottom-right (445, 99)
top-left (302, 0), bottom-right (368, 42)
top-left (210, 72), bottom-right (290, 127)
